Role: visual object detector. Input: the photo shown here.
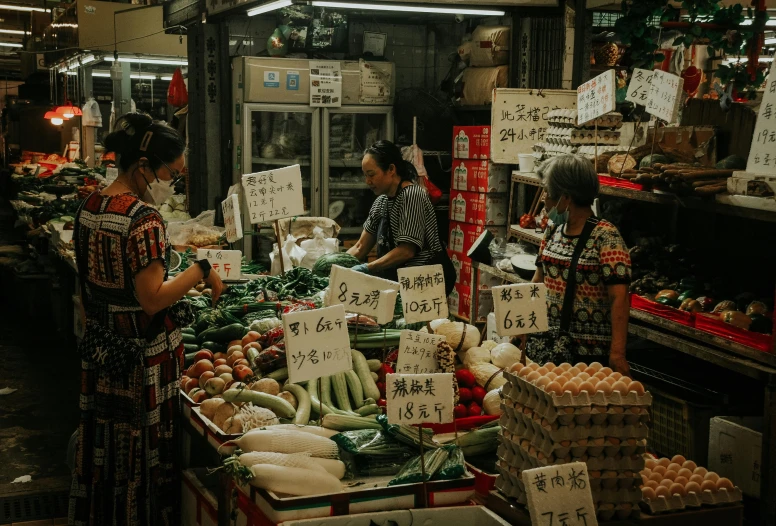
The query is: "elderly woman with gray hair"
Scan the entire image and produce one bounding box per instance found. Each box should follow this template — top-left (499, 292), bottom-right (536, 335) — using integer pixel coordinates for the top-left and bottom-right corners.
top-left (516, 154), bottom-right (632, 375)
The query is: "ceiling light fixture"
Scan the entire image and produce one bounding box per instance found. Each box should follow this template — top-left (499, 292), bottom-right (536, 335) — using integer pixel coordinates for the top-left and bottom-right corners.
top-left (44, 110), bottom-right (67, 125)
top-left (723, 56), bottom-right (774, 64)
top-left (105, 56), bottom-right (187, 66)
top-left (131, 74), bottom-right (157, 79)
top-left (91, 71), bottom-right (111, 77)
top-left (56, 103), bottom-right (82, 119)
top-left (0, 28), bottom-right (26, 35)
top-left (247, 0), bottom-right (292, 16)
top-left (161, 76), bottom-right (173, 81)
top-left (0, 3), bottom-right (48, 12)
top-left (0, 42), bottom-right (22, 47)
top-left (309, 1), bottom-right (505, 16)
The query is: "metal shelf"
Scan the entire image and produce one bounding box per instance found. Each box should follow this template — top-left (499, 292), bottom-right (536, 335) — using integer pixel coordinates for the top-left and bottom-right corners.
top-left (511, 171), bottom-right (544, 187)
top-left (251, 157), bottom-right (311, 167)
top-left (509, 225), bottom-right (544, 246)
top-left (329, 159), bottom-right (363, 168)
top-left (472, 261), bottom-right (527, 284)
top-left (329, 182), bottom-right (369, 190)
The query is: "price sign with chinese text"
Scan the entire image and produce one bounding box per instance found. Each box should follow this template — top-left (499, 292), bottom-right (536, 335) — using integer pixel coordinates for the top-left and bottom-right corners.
top-left (396, 265), bottom-right (448, 324)
top-left (221, 193), bottom-right (243, 243)
top-left (326, 265), bottom-right (399, 325)
top-left (625, 68), bottom-right (653, 106)
top-left (241, 165), bottom-right (304, 225)
top-left (645, 70), bottom-right (684, 123)
top-left (492, 283), bottom-right (548, 337)
top-left (283, 304), bottom-right (352, 384)
top-left (396, 330), bottom-right (445, 375)
top-left (386, 373), bottom-right (454, 425)
top-left (746, 61), bottom-right (776, 174)
top-left (196, 249), bottom-right (242, 281)
top-left (576, 70), bottom-right (616, 126)
top-left (522, 462), bottom-right (598, 526)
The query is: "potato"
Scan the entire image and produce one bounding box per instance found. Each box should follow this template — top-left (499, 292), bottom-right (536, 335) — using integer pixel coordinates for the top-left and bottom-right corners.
top-left (252, 378), bottom-right (280, 395)
top-left (277, 391), bottom-right (298, 409)
top-left (200, 398), bottom-right (226, 420)
top-left (213, 402), bottom-right (237, 429)
top-left (222, 414), bottom-right (245, 434)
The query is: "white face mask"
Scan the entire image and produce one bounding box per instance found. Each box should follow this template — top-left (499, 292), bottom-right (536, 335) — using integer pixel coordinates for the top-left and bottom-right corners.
top-left (143, 176), bottom-right (175, 205)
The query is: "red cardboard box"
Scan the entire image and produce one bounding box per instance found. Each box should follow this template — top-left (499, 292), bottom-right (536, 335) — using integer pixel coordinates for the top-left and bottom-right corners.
top-left (449, 283), bottom-right (472, 319)
top-left (448, 221), bottom-right (506, 257)
top-left (450, 190), bottom-right (508, 226)
top-left (453, 125), bottom-right (491, 159)
top-left (452, 159), bottom-right (510, 193)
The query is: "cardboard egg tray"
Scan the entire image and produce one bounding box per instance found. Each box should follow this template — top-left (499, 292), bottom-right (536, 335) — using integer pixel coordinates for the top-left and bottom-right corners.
top-left (640, 487), bottom-right (743, 514)
top-left (578, 113), bottom-right (624, 130)
top-left (570, 129), bottom-right (621, 145)
top-left (503, 398), bottom-right (650, 428)
top-left (597, 504), bottom-right (639, 521)
top-left (578, 145), bottom-right (623, 157)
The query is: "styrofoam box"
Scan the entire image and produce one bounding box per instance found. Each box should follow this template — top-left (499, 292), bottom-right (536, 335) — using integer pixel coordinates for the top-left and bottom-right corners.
top-left (708, 416), bottom-right (762, 498)
top-left (279, 506), bottom-right (510, 526)
top-left (182, 469), bottom-right (218, 526)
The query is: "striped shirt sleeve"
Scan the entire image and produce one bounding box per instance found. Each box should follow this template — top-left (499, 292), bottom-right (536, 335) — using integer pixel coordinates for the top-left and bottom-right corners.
top-left (394, 186), bottom-right (430, 251)
top-left (363, 196), bottom-right (385, 236)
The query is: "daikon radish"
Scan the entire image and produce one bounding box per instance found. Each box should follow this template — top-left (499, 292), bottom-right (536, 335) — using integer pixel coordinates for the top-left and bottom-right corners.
top-left (248, 464), bottom-right (342, 495)
top-left (269, 424), bottom-right (340, 439)
top-left (239, 451), bottom-right (327, 473)
top-left (231, 428), bottom-right (340, 458)
top-left (308, 457), bottom-right (347, 479)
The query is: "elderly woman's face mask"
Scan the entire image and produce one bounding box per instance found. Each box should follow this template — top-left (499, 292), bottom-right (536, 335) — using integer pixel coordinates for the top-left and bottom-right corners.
top-left (546, 196), bottom-right (570, 225)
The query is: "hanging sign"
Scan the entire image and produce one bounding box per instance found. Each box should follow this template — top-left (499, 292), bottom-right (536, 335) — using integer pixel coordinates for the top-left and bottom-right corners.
top-left (283, 304), bottom-right (352, 384)
top-left (746, 61), bottom-right (776, 174)
top-left (385, 373), bottom-right (454, 425)
top-left (645, 69), bottom-right (684, 124)
top-left (396, 330), bottom-right (445, 375)
top-left (625, 68), bottom-right (654, 106)
top-left (196, 249), bottom-right (242, 281)
top-left (241, 164), bottom-right (304, 224)
top-left (577, 69), bottom-right (616, 126)
top-left (396, 264), bottom-right (449, 324)
top-left (221, 193), bottom-right (243, 243)
top-left (492, 283), bottom-right (548, 337)
top-left (310, 61), bottom-right (342, 107)
top-left (522, 462), bottom-right (598, 526)
top-left (325, 265), bottom-right (399, 325)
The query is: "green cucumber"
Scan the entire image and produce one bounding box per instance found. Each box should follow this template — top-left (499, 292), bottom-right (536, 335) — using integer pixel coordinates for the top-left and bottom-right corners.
top-left (351, 350), bottom-right (381, 401)
top-left (183, 343), bottom-right (199, 353)
top-left (322, 414), bottom-right (382, 431)
top-left (266, 367), bottom-right (288, 382)
top-left (282, 383), bottom-right (311, 425)
top-left (355, 404), bottom-right (380, 416)
top-left (366, 359), bottom-right (382, 372)
top-left (331, 373), bottom-right (352, 412)
top-left (222, 387), bottom-right (296, 418)
top-left (184, 352), bottom-right (197, 367)
top-left (197, 323), bottom-right (247, 343)
top-left (200, 341), bottom-right (226, 354)
top-left (344, 370), bottom-right (365, 408)
top-left (182, 333), bottom-right (198, 345)
top-left (181, 327), bottom-right (197, 336)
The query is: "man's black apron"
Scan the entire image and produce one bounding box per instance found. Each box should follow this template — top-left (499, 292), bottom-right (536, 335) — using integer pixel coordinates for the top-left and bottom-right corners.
top-left (375, 185), bottom-right (456, 295)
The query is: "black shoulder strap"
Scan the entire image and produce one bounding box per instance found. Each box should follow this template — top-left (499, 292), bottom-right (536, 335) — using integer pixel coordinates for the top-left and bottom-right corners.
top-left (558, 217), bottom-right (599, 333)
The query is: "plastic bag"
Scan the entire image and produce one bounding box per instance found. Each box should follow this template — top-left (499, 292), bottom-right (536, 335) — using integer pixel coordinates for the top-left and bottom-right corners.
top-left (167, 68), bottom-right (188, 107)
top-left (299, 227), bottom-right (338, 269)
top-left (331, 430), bottom-right (416, 477)
top-left (433, 445), bottom-right (466, 480)
top-left (270, 243), bottom-right (293, 275)
top-left (387, 447), bottom-right (450, 486)
top-left (167, 210), bottom-right (224, 247)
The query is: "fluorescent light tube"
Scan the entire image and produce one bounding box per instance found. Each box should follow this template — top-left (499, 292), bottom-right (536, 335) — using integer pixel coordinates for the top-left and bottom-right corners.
top-left (0, 3), bottom-right (48, 12)
top-left (161, 76), bottom-right (173, 81)
top-left (247, 0), bottom-right (291, 16)
top-left (723, 57), bottom-right (774, 64)
top-left (105, 57), bottom-right (187, 66)
top-left (310, 1), bottom-right (505, 16)
top-left (0, 29), bottom-right (26, 35)
top-left (91, 71), bottom-right (111, 77)
top-left (131, 74), bottom-right (157, 79)
top-left (741, 19), bottom-right (776, 27)
top-left (765, 38), bottom-right (776, 45)
top-left (0, 41), bottom-right (21, 47)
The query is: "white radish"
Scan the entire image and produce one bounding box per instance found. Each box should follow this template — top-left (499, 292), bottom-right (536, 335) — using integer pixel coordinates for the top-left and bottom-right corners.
top-left (249, 464), bottom-right (342, 495)
top-left (308, 457), bottom-right (347, 479)
top-left (231, 428), bottom-right (340, 459)
top-left (238, 452), bottom-right (327, 473)
top-left (270, 424), bottom-right (339, 439)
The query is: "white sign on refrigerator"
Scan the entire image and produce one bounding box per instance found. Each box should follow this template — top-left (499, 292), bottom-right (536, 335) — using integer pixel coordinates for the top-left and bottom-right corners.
top-left (746, 61), bottom-right (776, 174)
top-left (241, 165), bottom-right (304, 224)
top-left (576, 69), bottom-right (616, 126)
top-left (310, 61), bottom-right (342, 107)
top-left (221, 193), bottom-right (243, 243)
top-left (645, 70), bottom-right (684, 124)
top-left (396, 265), bottom-right (449, 324)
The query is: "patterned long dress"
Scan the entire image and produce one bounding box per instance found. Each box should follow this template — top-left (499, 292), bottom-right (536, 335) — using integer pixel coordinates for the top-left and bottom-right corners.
top-left (69, 192), bottom-right (184, 526)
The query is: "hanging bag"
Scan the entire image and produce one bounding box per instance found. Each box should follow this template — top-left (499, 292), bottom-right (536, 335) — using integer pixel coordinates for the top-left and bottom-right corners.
top-left (167, 68), bottom-right (188, 107)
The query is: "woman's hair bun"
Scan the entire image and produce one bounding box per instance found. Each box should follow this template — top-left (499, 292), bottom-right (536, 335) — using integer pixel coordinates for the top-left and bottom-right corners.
top-left (104, 113), bottom-right (154, 156)
top-left (103, 112), bottom-right (186, 171)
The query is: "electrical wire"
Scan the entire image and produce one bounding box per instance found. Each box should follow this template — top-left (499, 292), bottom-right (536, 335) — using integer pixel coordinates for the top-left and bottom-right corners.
top-left (17, 25), bottom-right (188, 56)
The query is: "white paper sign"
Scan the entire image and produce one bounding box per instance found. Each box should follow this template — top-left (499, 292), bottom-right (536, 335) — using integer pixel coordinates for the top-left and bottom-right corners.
top-left (106, 167), bottom-right (118, 184)
top-left (396, 330), bottom-right (445, 375)
top-left (492, 283), bottom-right (548, 337)
top-left (283, 304), bottom-right (352, 384)
top-left (221, 194), bottom-right (243, 243)
top-left (522, 462), bottom-right (598, 526)
top-left (645, 69), bottom-right (684, 124)
top-left (746, 61), bottom-right (776, 174)
top-left (196, 249), bottom-right (242, 281)
top-left (359, 60), bottom-right (393, 105)
top-left (310, 61), bottom-right (342, 107)
top-left (241, 165), bottom-right (304, 224)
top-left (386, 373), bottom-right (454, 425)
top-left (625, 68), bottom-right (654, 106)
top-left (396, 264), bottom-right (449, 324)
top-left (326, 265), bottom-right (399, 325)
top-left (576, 69), bottom-right (616, 126)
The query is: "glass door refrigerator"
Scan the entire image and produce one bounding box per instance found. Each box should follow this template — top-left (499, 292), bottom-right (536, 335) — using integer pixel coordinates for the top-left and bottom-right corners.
top-left (323, 107), bottom-right (393, 237)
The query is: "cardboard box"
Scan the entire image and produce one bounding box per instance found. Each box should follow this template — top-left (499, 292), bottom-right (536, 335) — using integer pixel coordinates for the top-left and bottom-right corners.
top-left (453, 126), bottom-right (491, 159)
top-left (708, 416), bottom-right (763, 498)
top-left (450, 191), bottom-right (508, 226)
top-left (647, 125), bottom-right (717, 167)
top-left (452, 159), bottom-right (510, 193)
top-left (273, 506), bottom-right (511, 526)
top-left (448, 221), bottom-right (507, 257)
top-left (182, 469), bottom-right (218, 526)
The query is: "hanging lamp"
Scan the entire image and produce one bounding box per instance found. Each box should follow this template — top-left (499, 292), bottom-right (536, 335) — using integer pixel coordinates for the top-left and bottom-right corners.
top-left (55, 103), bottom-right (82, 119)
top-left (44, 110), bottom-right (68, 126)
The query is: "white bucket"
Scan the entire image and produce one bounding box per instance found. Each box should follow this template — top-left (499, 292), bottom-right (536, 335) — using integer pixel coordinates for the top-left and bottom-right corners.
top-left (518, 153), bottom-right (536, 173)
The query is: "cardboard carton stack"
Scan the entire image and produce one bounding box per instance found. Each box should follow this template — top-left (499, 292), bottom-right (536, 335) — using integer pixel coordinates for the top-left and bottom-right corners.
top-left (494, 362), bottom-right (652, 521)
top-left (448, 125), bottom-right (508, 320)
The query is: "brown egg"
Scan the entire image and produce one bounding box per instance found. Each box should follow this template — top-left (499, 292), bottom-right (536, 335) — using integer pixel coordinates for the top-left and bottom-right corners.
top-left (544, 381), bottom-right (564, 396)
top-left (682, 460), bottom-right (698, 472)
top-left (629, 381), bottom-right (646, 395)
top-left (567, 366), bottom-right (581, 377)
top-left (685, 481), bottom-right (702, 495)
top-left (704, 472), bottom-right (720, 483)
top-left (689, 474), bottom-right (704, 485)
top-left (527, 362), bottom-right (540, 370)
top-left (570, 377), bottom-right (584, 385)
top-left (564, 382), bottom-right (580, 395)
top-left (599, 367), bottom-right (613, 376)
top-left (526, 371), bottom-right (542, 382)
top-left (641, 468), bottom-right (652, 477)
top-left (612, 381), bottom-right (630, 394)
top-left (655, 485), bottom-right (671, 498)
top-left (641, 474), bottom-right (650, 485)
top-left (645, 458), bottom-right (658, 470)
top-left (646, 480), bottom-right (660, 490)
top-left (536, 377), bottom-right (552, 390)
top-left (660, 479), bottom-right (673, 488)
top-left (577, 372), bottom-right (591, 382)
top-left (674, 476), bottom-right (689, 486)
top-left (556, 362), bottom-right (571, 371)
top-left (610, 372), bottom-right (623, 382)
top-left (693, 466), bottom-right (708, 477)
top-left (642, 486), bottom-right (656, 501)
top-left (593, 371), bottom-right (608, 381)
top-left (536, 367), bottom-right (549, 376)
top-left (588, 361), bottom-right (604, 371)
top-left (649, 472), bottom-right (664, 484)
top-left (663, 470), bottom-right (678, 481)
top-left (620, 376), bottom-right (633, 386)
top-left (716, 478), bottom-right (734, 491)
top-left (578, 381), bottom-right (597, 394)
top-left (652, 465), bottom-right (667, 476)
top-left (544, 362), bottom-right (556, 371)
top-left (574, 362), bottom-right (587, 370)
top-left (700, 480), bottom-right (717, 492)
top-left (658, 458), bottom-right (671, 468)
top-left (595, 381), bottom-right (614, 395)
top-left (669, 483), bottom-right (686, 496)
top-left (667, 463), bottom-right (682, 473)
top-left (561, 371), bottom-right (575, 381)
top-left (677, 468), bottom-right (693, 480)
top-left (604, 377), bottom-right (618, 385)
top-left (583, 367), bottom-right (598, 377)
top-left (518, 367), bottom-right (532, 378)
top-left (671, 455), bottom-right (687, 465)
top-left (545, 371), bottom-right (558, 381)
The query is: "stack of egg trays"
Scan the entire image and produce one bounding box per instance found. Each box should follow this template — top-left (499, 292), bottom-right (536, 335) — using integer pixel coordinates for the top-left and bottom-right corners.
top-left (570, 129), bottom-right (621, 146)
top-left (547, 110), bottom-right (623, 131)
top-left (641, 487), bottom-right (744, 514)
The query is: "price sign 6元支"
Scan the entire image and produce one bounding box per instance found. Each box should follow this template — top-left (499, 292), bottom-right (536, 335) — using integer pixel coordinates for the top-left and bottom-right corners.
top-left (492, 283), bottom-right (548, 337)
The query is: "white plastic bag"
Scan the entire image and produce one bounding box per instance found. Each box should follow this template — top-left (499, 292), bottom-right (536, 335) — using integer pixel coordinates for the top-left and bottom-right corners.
top-left (270, 243), bottom-right (293, 276)
top-left (270, 236), bottom-right (306, 275)
top-left (299, 227), bottom-right (338, 269)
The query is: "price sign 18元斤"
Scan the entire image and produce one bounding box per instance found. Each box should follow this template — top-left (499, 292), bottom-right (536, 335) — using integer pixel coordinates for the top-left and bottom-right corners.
top-left (385, 373), bottom-right (454, 425)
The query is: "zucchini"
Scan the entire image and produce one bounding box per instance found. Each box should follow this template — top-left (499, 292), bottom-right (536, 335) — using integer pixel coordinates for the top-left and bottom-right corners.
top-left (197, 323), bottom-right (247, 343)
top-left (266, 367), bottom-right (288, 382)
top-left (183, 343), bottom-right (199, 353)
top-left (307, 377), bottom-right (333, 416)
top-left (184, 352), bottom-right (197, 367)
top-left (355, 404), bottom-right (380, 416)
top-left (181, 327), bottom-right (197, 336)
top-left (366, 359), bottom-right (382, 372)
top-left (246, 347), bottom-right (261, 368)
top-left (322, 414), bottom-right (382, 431)
top-left (331, 373), bottom-right (352, 412)
top-left (222, 388), bottom-right (296, 419)
top-left (201, 341), bottom-right (226, 354)
top-left (282, 383), bottom-right (311, 425)
top-left (182, 333), bottom-right (198, 345)
top-left (351, 350), bottom-right (381, 401)
top-left (320, 375), bottom-right (335, 408)
top-left (453, 425), bottom-right (500, 456)
top-left (344, 370), bottom-right (365, 408)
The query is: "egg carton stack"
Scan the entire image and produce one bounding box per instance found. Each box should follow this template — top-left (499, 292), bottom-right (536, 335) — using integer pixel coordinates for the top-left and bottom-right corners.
top-left (493, 361), bottom-right (651, 521)
top-left (536, 110), bottom-right (624, 159)
top-left (639, 456), bottom-right (743, 514)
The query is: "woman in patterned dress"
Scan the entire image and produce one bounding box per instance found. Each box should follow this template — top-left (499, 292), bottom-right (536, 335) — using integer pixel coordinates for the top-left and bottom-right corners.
top-left (69, 113), bottom-right (223, 525)
top-left (516, 154), bottom-right (631, 375)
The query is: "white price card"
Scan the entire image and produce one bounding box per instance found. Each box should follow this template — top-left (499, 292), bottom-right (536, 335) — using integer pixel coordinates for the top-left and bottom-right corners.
top-left (645, 69), bottom-right (684, 124)
top-left (576, 69), bottom-right (616, 126)
top-left (196, 249), bottom-right (242, 281)
top-left (310, 61), bottom-right (342, 107)
top-left (625, 68), bottom-right (654, 106)
top-left (386, 373), bottom-right (454, 425)
top-left (283, 304), bottom-right (353, 384)
top-left (396, 330), bottom-right (445, 375)
top-left (746, 61), bottom-right (776, 174)
top-left (492, 283), bottom-right (548, 337)
top-left (396, 264), bottom-right (449, 324)
top-left (326, 265), bottom-right (399, 325)
top-left (522, 462), bottom-right (598, 526)
top-left (241, 165), bottom-right (304, 225)
top-left (221, 193), bottom-right (243, 243)
top-left (105, 167), bottom-right (119, 184)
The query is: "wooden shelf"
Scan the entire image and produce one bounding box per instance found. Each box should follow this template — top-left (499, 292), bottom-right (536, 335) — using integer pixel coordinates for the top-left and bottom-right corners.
top-left (511, 171), bottom-right (544, 187)
top-left (509, 225), bottom-right (544, 246)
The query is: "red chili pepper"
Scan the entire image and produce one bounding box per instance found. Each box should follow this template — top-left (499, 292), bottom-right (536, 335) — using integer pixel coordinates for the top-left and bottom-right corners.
top-left (376, 381), bottom-right (386, 398)
top-left (378, 363), bottom-right (394, 382)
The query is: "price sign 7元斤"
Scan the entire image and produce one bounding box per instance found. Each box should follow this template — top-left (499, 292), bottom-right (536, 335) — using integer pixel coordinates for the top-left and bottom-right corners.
top-left (492, 283), bottom-right (548, 337)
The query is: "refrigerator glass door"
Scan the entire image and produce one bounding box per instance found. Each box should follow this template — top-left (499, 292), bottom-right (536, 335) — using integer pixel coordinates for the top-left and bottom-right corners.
top-left (323, 107), bottom-right (393, 236)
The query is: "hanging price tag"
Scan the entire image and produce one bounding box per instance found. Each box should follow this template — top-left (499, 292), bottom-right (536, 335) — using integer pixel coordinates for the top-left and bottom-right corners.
top-left (241, 165), bottom-right (304, 224)
top-left (492, 283), bottom-right (548, 337)
top-left (522, 462), bottom-right (598, 526)
top-left (221, 193), bottom-right (243, 243)
top-left (396, 330), bottom-right (445, 375)
top-left (196, 249), bottom-right (242, 280)
top-left (325, 265), bottom-right (399, 325)
top-left (283, 305), bottom-right (353, 384)
top-left (396, 264), bottom-right (448, 324)
top-left (385, 373), bottom-right (454, 425)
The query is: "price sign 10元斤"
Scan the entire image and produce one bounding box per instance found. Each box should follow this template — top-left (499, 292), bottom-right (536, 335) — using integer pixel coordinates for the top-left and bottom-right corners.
top-left (396, 264), bottom-right (448, 324)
